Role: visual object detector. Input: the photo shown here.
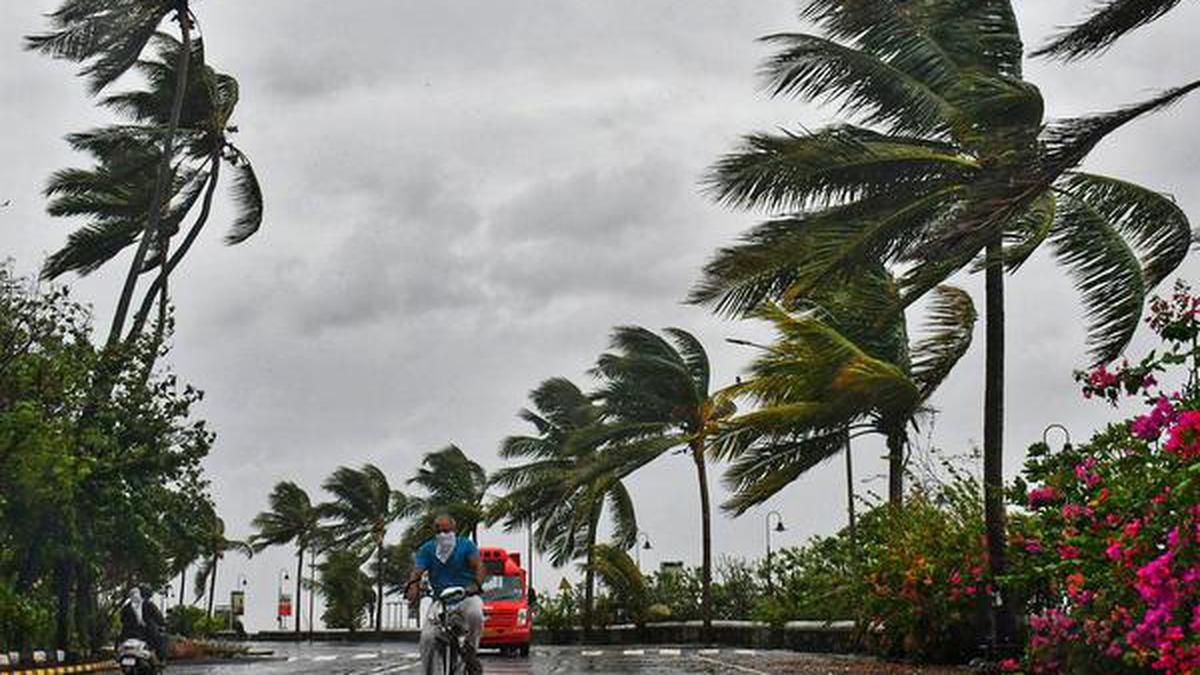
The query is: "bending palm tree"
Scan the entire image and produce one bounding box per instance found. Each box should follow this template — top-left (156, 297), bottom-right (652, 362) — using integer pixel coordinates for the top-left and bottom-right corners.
top-left (719, 279), bottom-right (975, 514)
top-left (1034, 0), bottom-right (1188, 60)
top-left (250, 482), bottom-right (321, 633)
top-left (404, 444), bottom-right (488, 544)
top-left (40, 34), bottom-right (263, 344)
top-left (489, 377), bottom-right (638, 633)
top-left (693, 0), bottom-right (1196, 639)
top-left (321, 464), bottom-right (410, 635)
top-left (192, 513), bottom-right (253, 618)
top-left (28, 0), bottom-right (202, 347)
top-left (591, 328), bottom-right (731, 636)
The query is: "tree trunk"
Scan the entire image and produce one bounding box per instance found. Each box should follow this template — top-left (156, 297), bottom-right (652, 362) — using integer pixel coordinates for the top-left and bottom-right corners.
top-left (127, 154), bottom-right (221, 342)
top-left (295, 547), bottom-right (304, 633)
top-left (179, 567), bottom-right (186, 608)
top-left (690, 441), bottom-right (713, 638)
top-left (886, 429), bottom-right (905, 507)
top-left (105, 2), bottom-right (193, 349)
top-left (53, 558), bottom-right (73, 652)
top-left (844, 431), bottom-right (858, 568)
top-left (582, 508), bottom-right (600, 637)
top-left (207, 555), bottom-right (218, 618)
top-left (984, 243), bottom-right (1016, 648)
top-left (374, 541), bottom-right (384, 634)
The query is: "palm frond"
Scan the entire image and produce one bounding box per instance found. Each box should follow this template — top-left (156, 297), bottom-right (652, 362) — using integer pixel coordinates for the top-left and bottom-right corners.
top-left (758, 33), bottom-right (955, 136)
top-left (224, 149), bottom-right (263, 244)
top-left (1033, 0), bottom-right (1185, 61)
top-left (705, 125), bottom-right (975, 212)
top-left (909, 285), bottom-right (976, 400)
top-left (1058, 172), bottom-right (1193, 289)
top-left (1049, 193), bottom-right (1146, 364)
top-left (720, 431), bottom-right (846, 515)
top-left (1041, 81), bottom-right (1200, 175)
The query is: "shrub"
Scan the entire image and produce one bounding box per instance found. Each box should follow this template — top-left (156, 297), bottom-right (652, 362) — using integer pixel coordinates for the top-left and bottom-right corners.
top-left (1008, 281), bottom-right (1200, 675)
top-left (165, 605), bottom-right (207, 638)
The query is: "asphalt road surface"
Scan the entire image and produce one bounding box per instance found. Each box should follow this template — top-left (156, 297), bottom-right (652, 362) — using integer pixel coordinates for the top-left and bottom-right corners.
top-left (164, 642), bottom-right (973, 674)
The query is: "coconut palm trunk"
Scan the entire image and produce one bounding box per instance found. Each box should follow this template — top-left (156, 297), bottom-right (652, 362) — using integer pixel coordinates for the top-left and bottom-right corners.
top-left (690, 441), bottom-right (713, 637)
top-left (207, 555), bottom-right (218, 618)
top-left (375, 539), bottom-right (385, 633)
top-left (583, 522), bottom-right (597, 636)
top-left (178, 567), bottom-right (186, 609)
top-left (106, 3), bottom-right (192, 348)
top-left (295, 547), bottom-right (304, 633)
top-left (128, 150), bottom-right (222, 341)
top-left (886, 430), bottom-right (905, 507)
top-left (983, 242), bottom-right (1015, 645)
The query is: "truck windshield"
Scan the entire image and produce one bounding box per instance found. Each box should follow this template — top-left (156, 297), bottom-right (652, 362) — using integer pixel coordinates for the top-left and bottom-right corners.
top-left (481, 574), bottom-right (523, 602)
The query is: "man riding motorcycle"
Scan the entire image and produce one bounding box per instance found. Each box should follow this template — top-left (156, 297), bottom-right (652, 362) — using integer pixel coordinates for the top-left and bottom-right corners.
top-left (406, 515), bottom-right (486, 675)
top-left (119, 587), bottom-right (166, 663)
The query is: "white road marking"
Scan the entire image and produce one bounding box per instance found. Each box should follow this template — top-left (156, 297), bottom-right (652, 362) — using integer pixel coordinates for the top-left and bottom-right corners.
top-left (622, 649), bottom-right (645, 656)
top-left (693, 654), bottom-right (769, 674)
top-left (312, 654), bottom-right (338, 662)
top-left (370, 664), bottom-right (419, 674)
top-left (698, 648), bottom-right (721, 655)
top-left (658, 648), bottom-right (682, 656)
top-left (353, 652), bottom-right (379, 659)
top-left (735, 648), bottom-right (758, 655)
top-left (580, 649), bottom-right (604, 656)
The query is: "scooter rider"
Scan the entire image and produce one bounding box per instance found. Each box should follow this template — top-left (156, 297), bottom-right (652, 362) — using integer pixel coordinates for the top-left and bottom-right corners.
top-left (405, 514), bottom-right (486, 675)
top-left (119, 586), bottom-right (166, 663)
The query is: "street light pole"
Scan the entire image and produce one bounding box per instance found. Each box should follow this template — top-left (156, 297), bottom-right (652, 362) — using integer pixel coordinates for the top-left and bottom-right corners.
top-left (277, 569), bottom-right (290, 630)
top-left (765, 511), bottom-right (785, 593)
top-left (634, 532), bottom-right (653, 572)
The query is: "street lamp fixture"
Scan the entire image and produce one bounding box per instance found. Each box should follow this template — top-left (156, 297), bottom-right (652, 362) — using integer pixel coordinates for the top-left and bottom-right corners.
top-left (766, 511), bottom-right (786, 593)
top-left (634, 531), bottom-right (653, 571)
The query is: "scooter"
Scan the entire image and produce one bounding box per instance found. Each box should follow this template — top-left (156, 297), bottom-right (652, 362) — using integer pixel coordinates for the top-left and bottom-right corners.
top-left (116, 637), bottom-right (161, 674)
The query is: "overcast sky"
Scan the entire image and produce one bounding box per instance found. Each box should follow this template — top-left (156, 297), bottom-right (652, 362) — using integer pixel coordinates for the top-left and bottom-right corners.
top-left (2, 1), bottom-right (1198, 631)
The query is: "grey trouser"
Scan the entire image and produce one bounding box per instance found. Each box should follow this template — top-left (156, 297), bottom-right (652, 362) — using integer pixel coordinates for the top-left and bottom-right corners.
top-left (420, 594), bottom-right (483, 674)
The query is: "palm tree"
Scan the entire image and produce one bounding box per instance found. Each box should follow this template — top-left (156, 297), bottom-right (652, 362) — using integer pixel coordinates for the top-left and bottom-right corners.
top-left (192, 513), bottom-right (253, 618)
top-left (249, 482), bottom-right (321, 633)
top-left (590, 327), bottom-right (732, 635)
top-left (321, 464), bottom-right (410, 635)
top-left (1034, 0), bottom-right (1188, 60)
top-left (404, 445), bottom-right (489, 544)
top-left (27, 0), bottom-right (202, 347)
top-left (489, 378), bottom-right (638, 633)
top-left (718, 273), bottom-right (975, 512)
top-left (40, 34), bottom-right (262, 344)
top-left (692, 0), bottom-right (1197, 640)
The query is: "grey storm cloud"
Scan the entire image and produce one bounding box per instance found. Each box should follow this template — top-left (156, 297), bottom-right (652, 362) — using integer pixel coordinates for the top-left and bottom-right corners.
top-left (2, 0), bottom-right (1199, 631)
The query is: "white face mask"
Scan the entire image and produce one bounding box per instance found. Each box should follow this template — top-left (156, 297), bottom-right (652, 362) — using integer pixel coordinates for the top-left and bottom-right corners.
top-left (435, 531), bottom-right (456, 563)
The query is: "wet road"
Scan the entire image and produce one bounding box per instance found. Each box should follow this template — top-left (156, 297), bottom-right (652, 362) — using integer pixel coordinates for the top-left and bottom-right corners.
top-left (166, 642), bottom-right (972, 674)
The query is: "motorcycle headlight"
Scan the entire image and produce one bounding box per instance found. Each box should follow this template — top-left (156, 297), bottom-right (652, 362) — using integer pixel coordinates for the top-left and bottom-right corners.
top-left (517, 608), bottom-right (528, 625)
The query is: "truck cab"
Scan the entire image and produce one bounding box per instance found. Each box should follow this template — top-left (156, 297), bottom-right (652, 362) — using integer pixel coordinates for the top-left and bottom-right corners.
top-left (478, 546), bottom-right (532, 656)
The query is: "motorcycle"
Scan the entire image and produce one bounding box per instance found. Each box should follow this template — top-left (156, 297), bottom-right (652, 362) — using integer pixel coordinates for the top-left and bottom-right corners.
top-left (425, 586), bottom-right (476, 675)
top-left (116, 637), bottom-right (161, 674)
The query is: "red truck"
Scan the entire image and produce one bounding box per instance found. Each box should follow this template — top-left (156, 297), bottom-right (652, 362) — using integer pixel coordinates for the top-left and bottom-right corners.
top-left (478, 546), bottom-right (532, 656)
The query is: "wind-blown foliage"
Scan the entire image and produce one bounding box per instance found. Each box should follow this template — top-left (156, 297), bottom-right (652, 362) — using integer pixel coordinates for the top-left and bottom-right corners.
top-left (40, 34), bottom-right (263, 343)
top-left (717, 277), bottom-right (975, 513)
top-left (321, 465), bottom-right (410, 634)
top-left (404, 445), bottom-right (488, 542)
top-left (191, 511), bottom-right (252, 618)
top-left (589, 327), bottom-right (732, 634)
top-left (249, 482), bottom-right (320, 633)
top-left (489, 378), bottom-right (638, 629)
top-left (1033, 0), bottom-right (1187, 61)
top-left (694, 0), bottom-right (1195, 646)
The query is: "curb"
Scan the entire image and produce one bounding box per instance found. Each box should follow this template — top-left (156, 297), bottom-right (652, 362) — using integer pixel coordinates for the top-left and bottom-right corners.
top-left (2, 664), bottom-right (115, 675)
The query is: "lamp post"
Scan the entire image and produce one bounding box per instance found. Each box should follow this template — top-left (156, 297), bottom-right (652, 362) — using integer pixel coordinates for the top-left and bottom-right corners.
top-left (765, 511), bottom-right (785, 593)
top-left (277, 569), bottom-right (290, 630)
top-left (634, 532), bottom-right (653, 572)
top-left (231, 574), bottom-right (247, 631)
